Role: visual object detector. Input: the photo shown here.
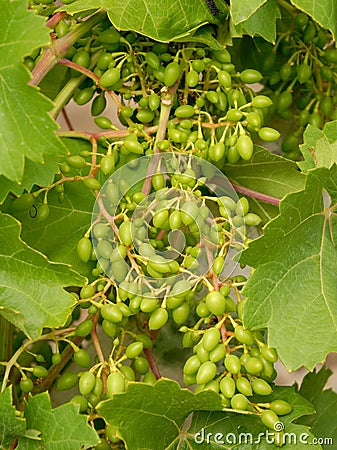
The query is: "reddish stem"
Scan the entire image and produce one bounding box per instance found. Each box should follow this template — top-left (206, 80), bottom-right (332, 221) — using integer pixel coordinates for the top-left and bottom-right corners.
top-left (231, 182), bottom-right (281, 206)
top-left (143, 348), bottom-right (161, 379)
top-left (45, 11), bottom-right (67, 29)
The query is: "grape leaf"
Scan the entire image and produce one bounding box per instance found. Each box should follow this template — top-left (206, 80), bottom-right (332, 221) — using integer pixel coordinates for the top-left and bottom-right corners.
top-left (98, 378), bottom-right (223, 450)
top-left (16, 392), bottom-right (99, 450)
top-left (299, 121), bottom-right (337, 172)
top-left (297, 367), bottom-right (337, 447)
top-left (225, 145), bottom-right (305, 205)
top-left (59, 0), bottom-right (221, 42)
top-left (240, 0), bottom-right (281, 43)
top-left (290, 0), bottom-right (337, 40)
top-left (241, 165), bottom-right (337, 371)
top-left (0, 212), bottom-right (85, 339)
top-left (0, 387), bottom-right (26, 450)
top-left (0, 0), bottom-right (66, 184)
top-left (4, 139), bottom-right (96, 277)
top-left (230, 0), bottom-right (268, 25)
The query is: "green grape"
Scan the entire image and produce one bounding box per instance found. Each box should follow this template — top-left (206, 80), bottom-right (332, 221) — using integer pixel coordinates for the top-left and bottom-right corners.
top-left (202, 327), bottom-right (221, 351)
top-left (140, 297), bottom-right (159, 313)
top-left (72, 49), bottom-right (90, 68)
top-left (270, 400), bottom-right (292, 415)
top-left (79, 371), bottom-right (95, 396)
top-left (240, 69), bottom-right (262, 84)
top-left (280, 63), bottom-right (293, 81)
top-left (258, 127), bottom-right (280, 142)
top-left (206, 91), bottom-right (218, 104)
top-left (94, 116), bottom-right (113, 129)
top-left (20, 377), bottom-right (34, 393)
top-left (220, 376), bottom-right (235, 398)
top-left (277, 91), bottom-right (293, 111)
top-left (212, 49), bottom-right (231, 63)
top-left (143, 371), bottom-right (157, 385)
top-left (101, 302), bottom-right (123, 322)
top-left (123, 138), bottom-right (144, 154)
top-left (196, 302), bottom-right (210, 318)
top-left (218, 70), bottom-right (231, 88)
top-left (153, 209), bottom-right (169, 228)
top-left (73, 348), bottom-right (91, 368)
top-left (209, 344), bottom-right (227, 363)
top-left (100, 68), bottom-right (121, 88)
top-left (236, 135), bottom-right (253, 160)
top-left (37, 204), bottom-right (50, 222)
top-left (196, 361), bottom-right (217, 385)
top-left (92, 377), bottom-right (104, 396)
top-left (97, 240), bottom-right (113, 259)
top-left (224, 354), bottom-right (241, 374)
top-left (74, 87), bottom-right (95, 106)
top-left (212, 256), bottom-right (224, 275)
top-left (126, 341), bottom-right (144, 359)
top-left (164, 62), bottom-right (180, 86)
top-left (52, 353), bottom-right (62, 365)
top-left (252, 378), bottom-right (272, 395)
top-left (234, 326), bottom-right (254, 345)
top-left (96, 53), bottom-right (113, 71)
top-left (83, 178), bottom-right (101, 190)
top-left (261, 346), bottom-right (278, 363)
top-left (119, 220), bottom-right (135, 246)
top-left (136, 109), bottom-right (155, 123)
top-left (172, 302), bottom-right (190, 324)
top-left (297, 64), bottom-right (312, 84)
top-left (184, 355), bottom-right (201, 375)
top-left (320, 96), bottom-right (332, 116)
top-left (186, 70), bottom-right (199, 87)
top-left (231, 393), bottom-right (248, 410)
top-left (102, 319), bottom-right (118, 337)
top-left (32, 366), bottom-right (48, 378)
top-left (106, 372), bottom-right (125, 397)
top-left (251, 95), bottom-right (273, 109)
top-left (261, 409), bottom-right (279, 429)
top-left (134, 356), bottom-right (149, 374)
top-left (244, 212), bottom-right (262, 226)
top-left (324, 48), bottom-right (337, 63)
top-left (12, 193), bottom-right (34, 211)
top-left (227, 109), bottom-right (243, 122)
top-left (119, 365), bottom-right (136, 381)
top-left (70, 395), bottom-right (88, 412)
top-left (56, 372), bottom-right (78, 391)
top-left (209, 142), bottom-right (225, 161)
top-left (236, 376), bottom-right (253, 396)
top-left (98, 27), bottom-right (120, 44)
top-left (145, 52), bottom-right (160, 69)
top-left (180, 202), bottom-right (199, 225)
top-left (149, 308), bottom-right (169, 330)
top-left (236, 197), bottom-right (249, 216)
top-left (100, 154), bottom-right (115, 175)
top-left (245, 357), bottom-right (263, 375)
top-left (205, 291), bottom-right (226, 316)
top-left (309, 112), bottom-right (322, 128)
top-left (148, 93), bottom-right (160, 111)
top-left (303, 22), bottom-right (316, 43)
top-left (55, 21), bottom-right (68, 38)
top-left (80, 284), bottom-right (95, 299)
top-left (174, 105), bottom-right (195, 118)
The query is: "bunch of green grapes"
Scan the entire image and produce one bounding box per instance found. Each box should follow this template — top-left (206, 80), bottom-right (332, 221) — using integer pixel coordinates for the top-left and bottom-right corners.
top-left (246, 8), bottom-right (337, 159)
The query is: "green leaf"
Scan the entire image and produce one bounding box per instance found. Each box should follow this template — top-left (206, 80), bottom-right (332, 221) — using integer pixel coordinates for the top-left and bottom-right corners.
top-left (231, 0), bottom-right (268, 25)
top-left (175, 25), bottom-right (225, 50)
top-left (0, 0), bottom-right (66, 184)
top-left (4, 139), bottom-right (96, 277)
top-left (98, 378), bottom-right (223, 449)
top-left (290, 0), bottom-right (337, 40)
top-left (297, 367), bottom-right (337, 446)
top-left (0, 212), bottom-right (85, 339)
top-left (225, 146), bottom-right (305, 222)
top-left (59, 0), bottom-right (219, 42)
top-left (299, 121), bottom-right (337, 172)
top-left (16, 393), bottom-right (99, 450)
top-left (241, 165), bottom-right (337, 371)
top-left (0, 387), bottom-right (26, 450)
top-left (240, 0), bottom-right (281, 43)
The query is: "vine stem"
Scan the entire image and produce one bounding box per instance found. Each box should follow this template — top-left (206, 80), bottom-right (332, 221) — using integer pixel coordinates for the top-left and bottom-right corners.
top-left (231, 182), bottom-right (281, 206)
top-left (143, 348), bottom-right (161, 379)
top-left (0, 317), bottom-right (13, 382)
